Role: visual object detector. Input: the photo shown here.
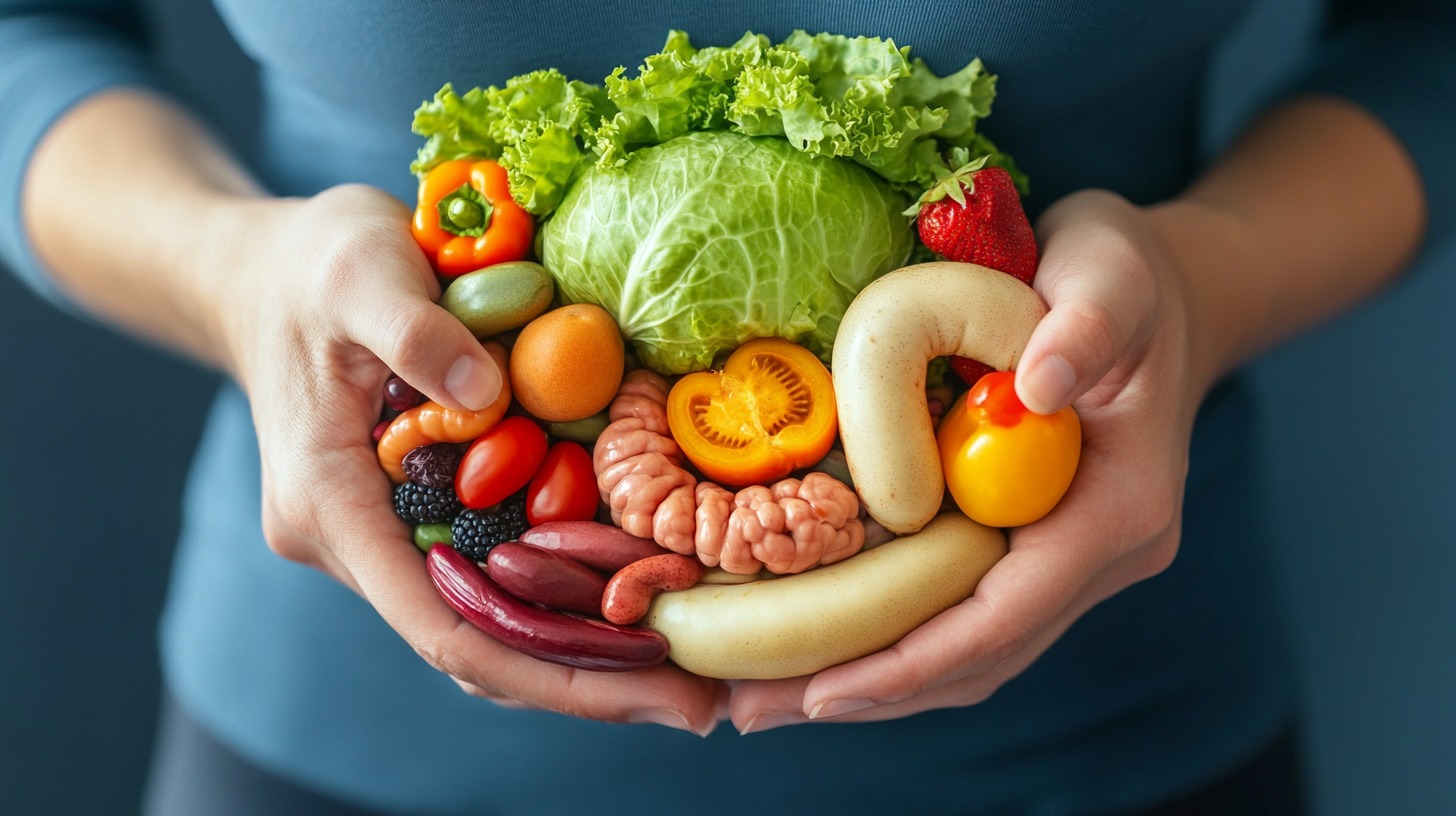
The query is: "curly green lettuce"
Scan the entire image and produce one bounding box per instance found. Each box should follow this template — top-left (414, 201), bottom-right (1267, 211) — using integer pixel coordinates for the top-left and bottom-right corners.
top-left (412, 30), bottom-right (1022, 214)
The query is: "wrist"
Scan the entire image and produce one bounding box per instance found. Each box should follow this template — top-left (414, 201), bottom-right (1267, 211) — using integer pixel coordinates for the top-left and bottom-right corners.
top-left (181, 194), bottom-right (295, 380)
top-left (1143, 196), bottom-right (1267, 400)
top-left (23, 90), bottom-right (272, 373)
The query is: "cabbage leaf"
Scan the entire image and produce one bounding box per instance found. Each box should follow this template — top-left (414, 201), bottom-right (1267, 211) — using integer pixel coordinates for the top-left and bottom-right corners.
top-left (541, 131), bottom-right (916, 373)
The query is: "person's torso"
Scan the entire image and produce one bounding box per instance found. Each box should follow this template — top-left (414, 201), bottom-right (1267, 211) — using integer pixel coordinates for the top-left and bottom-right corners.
top-left (211, 0), bottom-right (1254, 211)
top-left (164, 3), bottom-right (1296, 814)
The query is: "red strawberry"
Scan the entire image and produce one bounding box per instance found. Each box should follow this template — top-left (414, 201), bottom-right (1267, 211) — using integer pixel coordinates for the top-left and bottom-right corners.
top-left (948, 357), bottom-right (996, 388)
top-left (912, 161), bottom-right (1038, 285)
top-left (911, 159), bottom-right (1039, 386)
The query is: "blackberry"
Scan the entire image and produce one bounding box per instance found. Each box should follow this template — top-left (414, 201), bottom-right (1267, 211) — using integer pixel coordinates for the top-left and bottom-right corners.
top-left (401, 444), bottom-right (460, 489)
top-left (451, 493), bottom-right (529, 561)
top-left (393, 481), bottom-right (462, 525)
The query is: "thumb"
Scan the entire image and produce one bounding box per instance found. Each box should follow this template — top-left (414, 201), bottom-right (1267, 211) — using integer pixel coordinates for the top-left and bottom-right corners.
top-left (1015, 205), bottom-right (1157, 414)
top-left (341, 255), bottom-right (504, 412)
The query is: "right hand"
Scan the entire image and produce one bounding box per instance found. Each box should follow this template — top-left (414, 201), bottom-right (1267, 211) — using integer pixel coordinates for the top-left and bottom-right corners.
top-left (209, 183), bottom-right (725, 734)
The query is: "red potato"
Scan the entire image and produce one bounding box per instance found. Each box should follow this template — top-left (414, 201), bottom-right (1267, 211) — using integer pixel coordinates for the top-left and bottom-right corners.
top-left (601, 554), bottom-right (708, 625)
top-left (486, 542), bottom-right (608, 617)
top-left (427, 544), bottom-right (667, 672)
top-left (517, 520), bottom-right (667, 573)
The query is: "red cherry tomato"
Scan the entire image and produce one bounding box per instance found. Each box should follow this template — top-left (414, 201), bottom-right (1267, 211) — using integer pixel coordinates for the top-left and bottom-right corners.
top-left (455, 416), bottom-right (549, 510)
top-left (525, 441), bottom-right (600, 526)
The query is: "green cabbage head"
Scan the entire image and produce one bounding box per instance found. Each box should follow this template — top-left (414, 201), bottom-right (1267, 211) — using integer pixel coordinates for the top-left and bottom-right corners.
top-left (540, 131), bottom-right (915, 373)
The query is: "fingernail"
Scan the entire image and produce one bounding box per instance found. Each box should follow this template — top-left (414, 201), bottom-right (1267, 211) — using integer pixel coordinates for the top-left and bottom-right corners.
top-left (628, 708), bottom-right (707, 736)
top-left (445, 355), bottom-right (502, 411)
top-left (1019, 353), bottom-right (1076, 414)
top-left (738, 711), bottom-right (806, 735)
top-left (808, 698), bottom-right (874, 720)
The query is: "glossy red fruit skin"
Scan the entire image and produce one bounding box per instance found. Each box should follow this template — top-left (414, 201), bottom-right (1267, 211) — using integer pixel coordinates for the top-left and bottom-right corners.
top-left (455, 416), bottom-right (549, 510)
top-left (916, 167), bottom-right (1039, 286)
top-left (948, 357), bottom-right (996, 390)
top-left (517, 521), bottom-right (667, 573)
top-left (383, 376), bottom-right (425, 412)
top-left (486, 542), bottom-right (608, 617)
top-left (525, 441), bottom-right (599, 527)
top-left (427, 544), bottom-right (667, 672)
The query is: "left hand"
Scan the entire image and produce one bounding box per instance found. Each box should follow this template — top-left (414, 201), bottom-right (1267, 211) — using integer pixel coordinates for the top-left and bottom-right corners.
top-left (729, 189), bottom-right (1226, 734)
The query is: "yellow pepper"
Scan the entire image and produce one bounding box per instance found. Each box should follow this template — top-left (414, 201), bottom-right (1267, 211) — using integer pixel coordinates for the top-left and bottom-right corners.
top-left (936, 371), bottom-right (1081, 528)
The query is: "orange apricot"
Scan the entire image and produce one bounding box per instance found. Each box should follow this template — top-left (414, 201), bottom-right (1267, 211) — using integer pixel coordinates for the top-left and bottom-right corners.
top-left (510, 304), bottom-right (626, 422)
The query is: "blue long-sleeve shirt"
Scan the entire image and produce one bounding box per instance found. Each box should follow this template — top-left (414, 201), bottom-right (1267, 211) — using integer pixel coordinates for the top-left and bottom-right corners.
top-left (3, 2), bottom-right (1454, 814)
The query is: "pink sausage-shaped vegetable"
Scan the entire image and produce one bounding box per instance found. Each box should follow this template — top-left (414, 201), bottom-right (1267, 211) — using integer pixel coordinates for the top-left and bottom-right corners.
top-left (594, 370), bottom-right (864, 574)
top-left (426, 544), bottom-right (667, 672)
top-left (486, 542), bottom-right (609, 617)
top-left (601, 554), bottom-right (709, 625)
top-left (517, 520), bottom-right (667, 573)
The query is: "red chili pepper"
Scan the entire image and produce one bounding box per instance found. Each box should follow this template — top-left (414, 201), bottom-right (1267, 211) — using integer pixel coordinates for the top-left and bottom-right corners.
top-left (411, 159), bottom-right (535, 278)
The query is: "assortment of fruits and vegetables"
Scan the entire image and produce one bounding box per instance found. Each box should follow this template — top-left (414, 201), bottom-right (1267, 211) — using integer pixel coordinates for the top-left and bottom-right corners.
top-left (374, 29), bottom-right (1084, 681)
top-left (427, 543), bottom-right (669, 671)
top-left (377, 342), bottom-right (512, 483)
top-left (833, 262), bottom-right (1061, 533)
top-left (595, 368), bottom-right (864, 574)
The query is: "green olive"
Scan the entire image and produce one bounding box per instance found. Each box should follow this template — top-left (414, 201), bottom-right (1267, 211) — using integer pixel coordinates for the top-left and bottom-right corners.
top-left (546, 411), bottom-right (612, 445)
top-left (441, 261), bottom-right (555, 339)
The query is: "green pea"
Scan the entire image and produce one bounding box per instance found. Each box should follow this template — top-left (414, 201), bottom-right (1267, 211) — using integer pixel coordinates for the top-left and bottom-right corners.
top-left (414, 522), bottom-right (454, 554)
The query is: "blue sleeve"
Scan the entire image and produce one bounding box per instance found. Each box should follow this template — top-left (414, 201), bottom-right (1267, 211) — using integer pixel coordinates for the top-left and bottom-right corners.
top-left (0, 2), bottom-right (167, 307)
top-left (1294, 0), bottom-right (1456, 258)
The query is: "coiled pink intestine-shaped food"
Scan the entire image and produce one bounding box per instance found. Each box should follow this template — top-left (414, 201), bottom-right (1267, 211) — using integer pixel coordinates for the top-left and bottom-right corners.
top-left (594, 370), bottom-right (865, 574)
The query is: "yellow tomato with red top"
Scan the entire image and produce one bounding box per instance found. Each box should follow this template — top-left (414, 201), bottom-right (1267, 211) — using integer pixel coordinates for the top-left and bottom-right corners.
top-left (936, 371), bottom-right (1081, 528)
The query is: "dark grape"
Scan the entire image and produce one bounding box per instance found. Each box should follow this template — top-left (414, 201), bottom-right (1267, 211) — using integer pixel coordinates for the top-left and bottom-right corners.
top-left (384, 376), bottom-right (424, 412)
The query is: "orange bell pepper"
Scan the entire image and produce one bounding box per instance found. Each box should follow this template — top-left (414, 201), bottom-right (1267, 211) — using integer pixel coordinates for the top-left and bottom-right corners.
top-left (666, 338), bottom-right (837, 488)
top-left (412, 158), bottom-right (535, 278)
top-left (936, 370), bottom-right (1081, 528)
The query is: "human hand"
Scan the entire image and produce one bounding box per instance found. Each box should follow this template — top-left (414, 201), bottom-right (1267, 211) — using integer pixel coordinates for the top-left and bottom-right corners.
top-left (210, 184), bottom-right (724, 734)
top-left (730, 189), bottom-right (1222, 734)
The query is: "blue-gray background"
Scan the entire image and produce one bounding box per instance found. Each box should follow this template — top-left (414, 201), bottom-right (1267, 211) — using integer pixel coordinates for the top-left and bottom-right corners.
top-left (1, 0), bottom-right (1451, 813)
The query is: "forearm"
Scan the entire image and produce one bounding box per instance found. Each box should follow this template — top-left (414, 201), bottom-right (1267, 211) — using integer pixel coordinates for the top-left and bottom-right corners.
top-left (21, 89), bottom-right (269, 373)
top-left (1153, 96), bottom-right (1425, 395)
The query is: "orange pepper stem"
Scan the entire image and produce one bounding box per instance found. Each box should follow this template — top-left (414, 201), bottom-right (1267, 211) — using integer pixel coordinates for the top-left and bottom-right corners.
top-left (437, 183), bottom-right (493, 236)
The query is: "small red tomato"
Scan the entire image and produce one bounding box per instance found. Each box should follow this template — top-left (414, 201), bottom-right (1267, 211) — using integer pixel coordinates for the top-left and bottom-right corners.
top-left (525, 441), bottom-right (599, 526)
top-left (455, 416), bottom-right (549, 510)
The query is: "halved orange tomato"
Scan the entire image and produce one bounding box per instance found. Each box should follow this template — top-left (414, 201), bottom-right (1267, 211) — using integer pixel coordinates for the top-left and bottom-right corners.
top-left (666, 338), bottom-right (837, 487)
